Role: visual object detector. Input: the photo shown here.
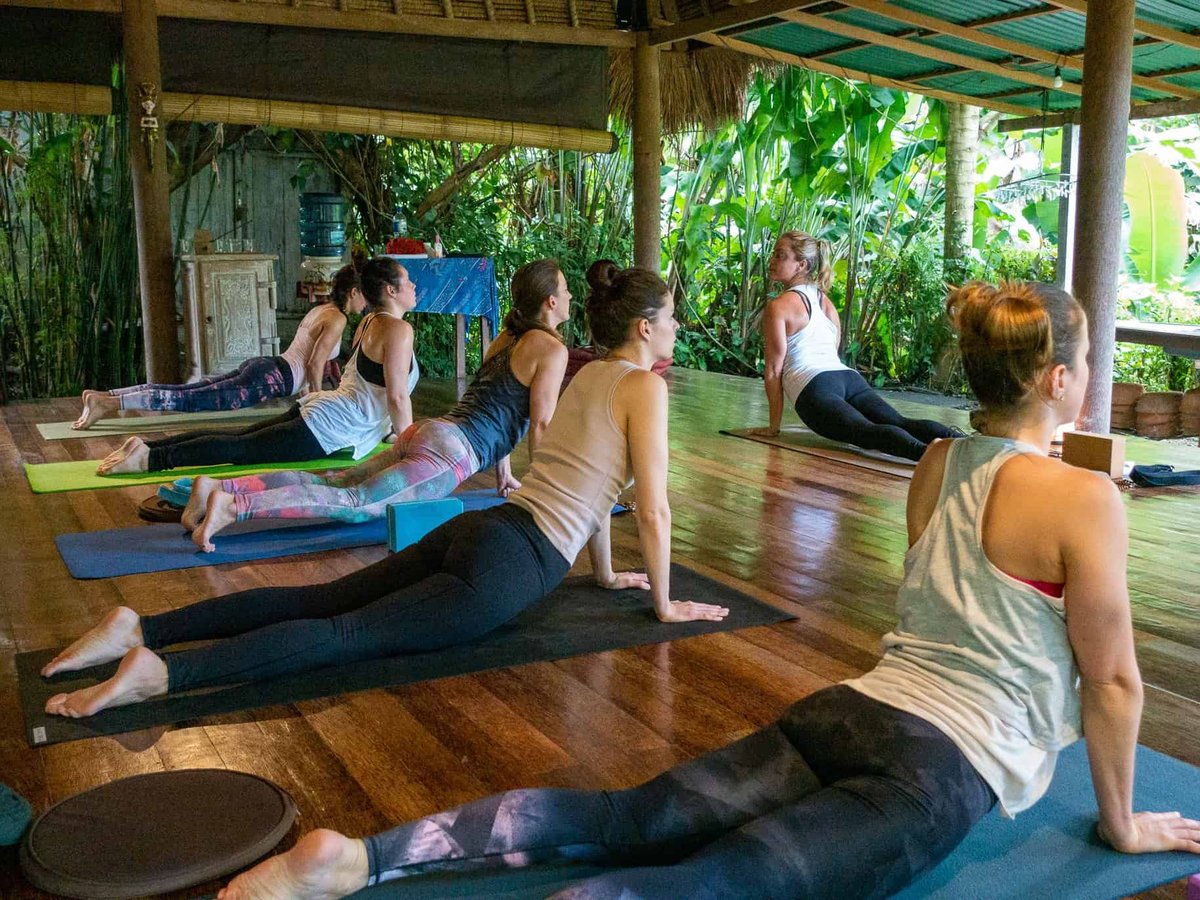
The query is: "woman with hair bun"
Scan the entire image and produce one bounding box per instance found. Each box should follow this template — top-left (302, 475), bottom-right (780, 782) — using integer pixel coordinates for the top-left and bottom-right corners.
top-left (211, 281), bottom-right (1196, 900)
top-left (185, 258), bottom-right (572, 550)
top-left (755, 231), bottom-right (958, 460)
top-left (43, 265), bottom-right (727, 720)
top-left (74, 265), bottom-right (366, 430)
top-left (94, 257), bottom-right (419, 475)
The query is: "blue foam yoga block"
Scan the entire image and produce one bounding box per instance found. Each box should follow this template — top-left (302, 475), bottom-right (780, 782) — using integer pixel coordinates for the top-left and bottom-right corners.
top-left (387, 498), bottom-right (465, 552)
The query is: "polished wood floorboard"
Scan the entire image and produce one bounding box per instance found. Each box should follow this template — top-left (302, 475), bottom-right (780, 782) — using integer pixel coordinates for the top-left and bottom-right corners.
top-left (1, 368), bottom-right (1198, 898)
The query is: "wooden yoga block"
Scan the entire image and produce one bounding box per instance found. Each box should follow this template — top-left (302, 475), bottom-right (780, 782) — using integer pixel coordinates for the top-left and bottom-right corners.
top-left (1061, 431), bottom-right (1126, 479)
top-left (386, 497), bottom-right (464, 552)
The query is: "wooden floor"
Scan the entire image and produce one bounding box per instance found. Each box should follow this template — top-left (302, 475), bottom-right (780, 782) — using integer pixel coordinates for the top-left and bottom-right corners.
top-left (2, 367), bottom-right (1199, 898)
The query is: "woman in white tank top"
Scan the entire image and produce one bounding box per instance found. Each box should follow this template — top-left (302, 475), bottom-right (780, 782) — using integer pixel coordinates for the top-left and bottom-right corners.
top-left (754, 230), bottom-right (958, 461)
top-left (73, 265), bottom-right (364, 430)
top-left (197, 282), bottom-right (1194, 899)
top-left (94, 257), bottom-right (416, 475)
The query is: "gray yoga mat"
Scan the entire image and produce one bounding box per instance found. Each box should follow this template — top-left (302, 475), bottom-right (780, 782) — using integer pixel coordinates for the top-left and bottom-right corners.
top-left (36, 406), bottom-right (287, 440)
top-left (17, 564), bottom-right (791, 746)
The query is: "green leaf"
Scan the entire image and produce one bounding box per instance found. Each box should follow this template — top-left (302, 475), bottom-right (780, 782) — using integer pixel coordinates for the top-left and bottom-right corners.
top-left (1122, 152), bottom-right (1188, 285)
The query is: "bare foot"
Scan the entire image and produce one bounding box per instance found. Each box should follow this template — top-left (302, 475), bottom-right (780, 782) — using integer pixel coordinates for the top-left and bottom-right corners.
top-left (41, 607), bottom-right (144, 677)
top-left (96, 437), bottom-right (150, 475)
top-left (219, 829), bottom-right (370, 900)
top-left (182, 475), bottom-right (221, 531)
top-left (44, 646), bottom-right (168, 718)
top-left (193, 490), bottom-right (237, 552)
top-left (73, 390), bottom-right (120, 430)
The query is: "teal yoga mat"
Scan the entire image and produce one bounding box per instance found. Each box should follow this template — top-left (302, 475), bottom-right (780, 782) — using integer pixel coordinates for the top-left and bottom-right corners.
top-left (23, 444), bottom-right (389, 494)
top-left (36, 406), bottom-right (287, 441)
top-left (355, 742), bottom-right (1200, 900)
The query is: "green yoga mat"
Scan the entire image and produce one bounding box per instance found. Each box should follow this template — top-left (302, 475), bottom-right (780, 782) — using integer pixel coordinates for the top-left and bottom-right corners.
top-left (36, 407), bottom-right (287, 441)
top-left (23, 444), bottom-right (389, 494)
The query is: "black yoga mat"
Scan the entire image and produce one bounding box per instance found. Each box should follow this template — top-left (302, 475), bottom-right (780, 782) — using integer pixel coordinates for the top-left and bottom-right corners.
top-left (17, 564), bottom-right (792, 746)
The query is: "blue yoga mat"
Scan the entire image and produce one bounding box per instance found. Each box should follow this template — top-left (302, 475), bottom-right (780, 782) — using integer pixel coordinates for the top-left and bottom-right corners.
top-left (360, 742), bottom-right (1200, 899)
top-left (55, 490), bottom-right (506, 579)
top-left (894, 741), bottom-right (1200, 900)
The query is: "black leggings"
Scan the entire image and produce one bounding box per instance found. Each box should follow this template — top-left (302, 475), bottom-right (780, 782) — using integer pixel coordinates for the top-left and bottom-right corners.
top-left (143, 403), bottom-right (327, 471)
top-left (362, 685), bottom-right (996, 899)
top-left (139, 504), bottom-right (570, 692)
top-left (795, 370), bottom-right (957, 462)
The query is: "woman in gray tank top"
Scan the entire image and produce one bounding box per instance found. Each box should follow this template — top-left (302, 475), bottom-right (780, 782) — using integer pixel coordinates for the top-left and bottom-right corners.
top-left (42, 266), bottom-right (728, 732)
top-left (183, 259), bottom-right (573, 550)
top-left (209, 282), bottom-right (1193, 900)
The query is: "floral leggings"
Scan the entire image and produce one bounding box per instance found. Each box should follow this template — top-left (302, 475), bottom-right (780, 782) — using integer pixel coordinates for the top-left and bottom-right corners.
top-left (219, 418), bottom-right (481, 523)
top-left (112, 356), bottom-right (293, 413)
top-left (361, 686), bottom-right (996, 899)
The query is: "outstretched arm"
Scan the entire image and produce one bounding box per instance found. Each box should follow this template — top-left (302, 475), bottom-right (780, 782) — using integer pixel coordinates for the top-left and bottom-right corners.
top-left (382, 322), bottom-right (414, 438)
top-left (303, 313), bottom-right (345, 394)
top-left (1066, 477), bottom-right (1200, 855)
top-left (624, 371), bottom-right (727, 624)
top-left (759, 302), bottom-right (789, 435)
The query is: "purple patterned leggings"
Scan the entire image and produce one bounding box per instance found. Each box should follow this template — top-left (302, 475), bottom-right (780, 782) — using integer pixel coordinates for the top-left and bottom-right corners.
top-left (112, 356), bottom-right (293, 413)
top-left (220, 418), bottom-right (480, 524)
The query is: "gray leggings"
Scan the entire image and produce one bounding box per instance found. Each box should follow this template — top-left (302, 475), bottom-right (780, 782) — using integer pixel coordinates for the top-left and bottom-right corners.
top-left (363, 685), bottom-right (996, 899)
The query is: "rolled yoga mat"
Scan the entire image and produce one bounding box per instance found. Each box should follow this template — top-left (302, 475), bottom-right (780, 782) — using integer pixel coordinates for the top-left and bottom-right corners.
top-left (720, 427), bottom-right (917, 479)
top-left (17, 563), bottom-right (792, 746)
top-left (55, 489), bottom-right (508, 579)
top-left (20, 769), bottom-right (296, 899)
top-left (36, 406), bottom-right (288, 441)
top-left (353, 742), bottom-right (1200, 900)
top-left (23, 442), bottom-right (389, 494)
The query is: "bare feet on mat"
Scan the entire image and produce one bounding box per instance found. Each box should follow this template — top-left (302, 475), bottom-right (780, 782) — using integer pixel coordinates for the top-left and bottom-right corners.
top-left (219, 829), bottom-right (370, 900)
top-left (44, 646), bottom-right (168, 717)
top-left (41, 606), bottom-right (144, 677)
top-left (182, 475), bottom-right (220, 531)
top-left (193, 490), bottom-right (237, 552)
top-left (73, 391), bottom-right (119, 430)
top-left (96, 437), bottom-right (150, 474)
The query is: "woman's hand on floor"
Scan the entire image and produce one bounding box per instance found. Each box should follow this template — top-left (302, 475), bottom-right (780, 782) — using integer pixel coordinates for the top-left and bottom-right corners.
top-left (597, 571), bottom-right (651, 591)
top-left (657, 600), bottom-right (730, 623)
top-left (1099, 811), bottom-right (1200, 854)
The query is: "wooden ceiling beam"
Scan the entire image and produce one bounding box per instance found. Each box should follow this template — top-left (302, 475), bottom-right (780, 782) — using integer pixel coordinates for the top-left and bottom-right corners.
top-left (999, 94), bottom-right (1200, 131)
top-left (0, 79), bottom-right (617, 151)
top-left (777, 8), bottom-right (1081, 94)
top-left (649, 0), bottom-right (826, 47)
top-left (833, 0), bottom-right (1200, 99)
top-left (0, 0), bottom-right (634, 47)
top-left (695, 32), bottom-right (1034, 115)
top-left (1041, 0), bottom-right (1200, 52)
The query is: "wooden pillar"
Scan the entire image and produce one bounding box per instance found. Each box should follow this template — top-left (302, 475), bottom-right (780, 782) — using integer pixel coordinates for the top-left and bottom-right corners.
top-left (1054, 122), bottom-right (1080, 291)
top-left (124, 0), bottom-right (181, 381)
top-left (632, 33), bottom-right (662, 274)
top-left (1071, 0), bottom-right (1135, 433)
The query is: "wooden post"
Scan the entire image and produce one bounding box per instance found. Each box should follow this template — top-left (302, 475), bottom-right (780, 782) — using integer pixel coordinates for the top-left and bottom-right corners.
top-left (632, 33), bottom-right (661, 274)
top-left (1055, 122), bottom-right (1080, 291)
top-left (1071, 0), bottom-right (1135, 433)
top-left (124, 0), bottom-right (181, 381)
top-left (454, 313), bottom-right (467, 398)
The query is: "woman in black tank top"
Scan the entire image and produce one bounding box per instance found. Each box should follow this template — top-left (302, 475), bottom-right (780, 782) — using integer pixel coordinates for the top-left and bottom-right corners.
top-left (184, 259), bottom-right (569, 550)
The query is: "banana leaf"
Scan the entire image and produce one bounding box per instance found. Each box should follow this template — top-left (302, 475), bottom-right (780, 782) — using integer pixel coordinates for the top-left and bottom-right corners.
top-left (1123, 152), bottom-right (1188, 285)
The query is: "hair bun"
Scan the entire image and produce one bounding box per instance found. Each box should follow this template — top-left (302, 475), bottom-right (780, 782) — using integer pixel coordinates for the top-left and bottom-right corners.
top-left (586, 259), bottom-right (620, 293)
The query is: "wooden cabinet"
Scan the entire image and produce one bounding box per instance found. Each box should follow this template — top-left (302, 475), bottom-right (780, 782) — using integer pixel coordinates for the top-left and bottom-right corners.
top-left (180, 254), bottom-right (280, 379)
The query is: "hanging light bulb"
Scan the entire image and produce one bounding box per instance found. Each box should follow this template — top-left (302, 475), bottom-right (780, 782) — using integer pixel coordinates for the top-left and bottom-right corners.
top-left (1052, 66), bottom-right (1064, 89)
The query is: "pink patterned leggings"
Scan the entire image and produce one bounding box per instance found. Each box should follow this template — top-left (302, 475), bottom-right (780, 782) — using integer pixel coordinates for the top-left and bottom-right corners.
top-left (220, 419), bottom-right (480, 524)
